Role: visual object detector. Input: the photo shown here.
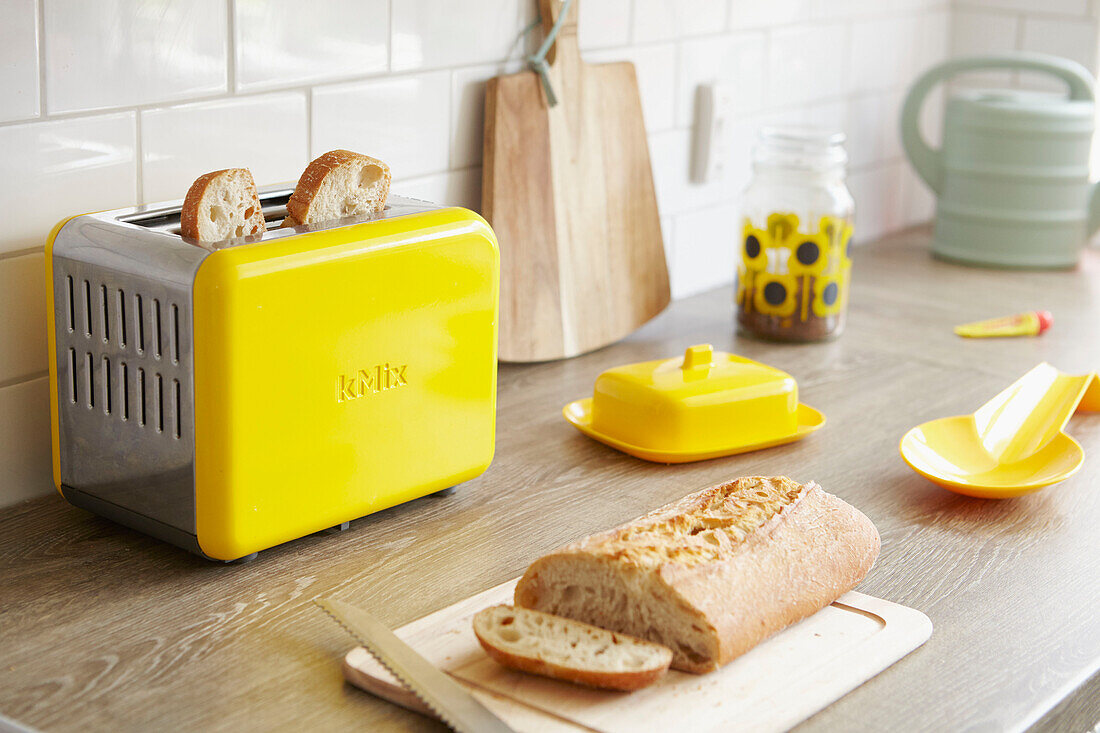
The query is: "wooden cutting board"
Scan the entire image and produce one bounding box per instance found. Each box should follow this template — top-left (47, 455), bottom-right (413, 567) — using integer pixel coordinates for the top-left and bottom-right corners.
top-left (483, 0), bottom-right (670, 363)
top-left (342, 579), bottom-right (933, 732)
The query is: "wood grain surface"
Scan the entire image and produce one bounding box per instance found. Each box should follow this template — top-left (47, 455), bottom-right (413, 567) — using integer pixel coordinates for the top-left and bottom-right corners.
top-left (483, 0), bottom-right (670, 362)
top-left (2, 226), bottom-right (1099, 732)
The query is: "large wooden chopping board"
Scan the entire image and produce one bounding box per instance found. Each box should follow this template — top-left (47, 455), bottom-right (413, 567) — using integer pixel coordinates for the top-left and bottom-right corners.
top-left (483, 0), bottom-right (670, 363)
top-left (342, 578), bottom-right (933, 733)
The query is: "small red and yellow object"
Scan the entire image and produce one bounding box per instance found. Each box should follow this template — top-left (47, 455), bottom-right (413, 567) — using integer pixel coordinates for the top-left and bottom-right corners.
top-left (954, 311), bottom-right (1053, 338)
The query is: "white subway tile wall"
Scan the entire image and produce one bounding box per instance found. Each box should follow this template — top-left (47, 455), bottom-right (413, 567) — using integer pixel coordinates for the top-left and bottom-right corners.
top-left (312, 71), bottom-right (452, 177)
top-left (0, 113), bottom-right (138, 254)
top-left (953, 1), bottom-right (1099, 93)
top-left (140, 92), bottom-right (309, 202)
top-left (0, 0), bottom-right (1095, 507)
top-left (234, 0), bottom-right (389, 91)
top-left (43, 0), bottom-right (228, 113)
top-left (0, 1), bottom-right (40, 122)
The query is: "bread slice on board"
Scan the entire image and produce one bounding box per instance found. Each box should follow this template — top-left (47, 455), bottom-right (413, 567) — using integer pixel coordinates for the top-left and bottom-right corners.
top-left (180, 168), bottom-right (267, 242)
top-left (514, 476), bottom-right (881, 674)
top-left (473, 604), bottom-right (672, 691)
top-left (285, 149), bottom-right (391, 225)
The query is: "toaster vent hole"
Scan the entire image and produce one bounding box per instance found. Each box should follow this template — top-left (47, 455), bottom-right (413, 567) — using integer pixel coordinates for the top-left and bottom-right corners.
top-left (135, 294), bottom-right (145, 354)
top-left (173, 378), bottom-right (181, 439)
top-left (100, 285), bottom-right (110, 343)
top-left (152, 298), bottom-right (162, 359)
top-left (121, 362), bottom-right (130, 420)
top-left (117, 289), bottom-right (127, 348)
top-left (68, 348), bottom-right (77, 403)
top-left (84, 352), bottom-right (94, 409)
top-left (82, 280), bottom-right (92, 338)
top-left (102, 356), bottom-right (112, 415)
top-left (170, 304), bottom-right (179, 364)
top-left (137, 367), bottom-right (146, 426)
top-left (155, 374), bottom-right (164, 433)
top-left (66, 276), bottom-right (74, 333)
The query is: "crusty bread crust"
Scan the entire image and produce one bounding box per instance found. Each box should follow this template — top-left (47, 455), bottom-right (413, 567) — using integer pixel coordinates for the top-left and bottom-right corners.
top-left (180, 168), bottom-right (266, 242)
top-left (285, 149), bottom-right (392, 225)
top-left (514, 476), bottom-right (880, 674)
top-left (473, 605), bottom-right (672, 691)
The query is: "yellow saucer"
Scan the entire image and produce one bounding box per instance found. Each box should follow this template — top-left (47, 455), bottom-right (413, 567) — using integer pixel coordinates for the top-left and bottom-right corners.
top-left (563, 399), bottom-right (825, 464)
top-left (900, 421), bottom-right (1084, 499)
top-left (898, 363), bottom-right (1098, 499)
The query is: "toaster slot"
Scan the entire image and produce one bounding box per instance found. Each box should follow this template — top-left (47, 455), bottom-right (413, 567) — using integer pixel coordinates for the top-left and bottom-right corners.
top-left (66, 276), bottom-right (74, 333)
top-left (170, 304), bottom-right (180, 364)
top-left (155, 374), bottom-right (164, 433)
top-left (82, 279), bottom-right (92, 338)
top-left (112, 189), bottom-right (433, 244)
top-left (137, 367), bottom-right (147, 427)
top-left (117, 289), bottom-right (127, 348)
top-left (84, 352), bottom-right (94, 409)
top-left (135, 294), bottom-right (145, 355)
top-left (153, 298), bottom-right (163, 359)
top-left (173, 378), bottom-right (181, 439)
top-left (68, 348), bottom-right (77, 403)
top-left (102, 356), bottom-right (112, 415)
top-left (121, 362), bottom-right (130, 420)
top-left (121, 191), bottom-right (294, 235)
top-left (98, 285), bottom-right (108, 343)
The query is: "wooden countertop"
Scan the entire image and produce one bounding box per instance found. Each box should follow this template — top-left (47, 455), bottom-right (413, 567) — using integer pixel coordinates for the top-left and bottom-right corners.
top-left (2, 227), bottom-right (1099, 732)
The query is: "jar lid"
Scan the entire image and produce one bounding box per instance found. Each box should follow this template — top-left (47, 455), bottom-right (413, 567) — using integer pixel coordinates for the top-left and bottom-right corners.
top-left (562, 344), bottom-right (825, 463)
top-left (755, 126), bottom-right (848, 171)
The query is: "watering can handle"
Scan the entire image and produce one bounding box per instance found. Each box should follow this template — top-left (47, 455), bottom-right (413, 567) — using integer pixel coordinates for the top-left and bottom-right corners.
top-left (900, 54), bottom-right (1096, 197)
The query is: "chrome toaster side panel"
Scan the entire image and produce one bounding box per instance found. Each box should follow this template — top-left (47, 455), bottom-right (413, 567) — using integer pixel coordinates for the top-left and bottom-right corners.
top-left (52, 217), bottom-right (208, 535)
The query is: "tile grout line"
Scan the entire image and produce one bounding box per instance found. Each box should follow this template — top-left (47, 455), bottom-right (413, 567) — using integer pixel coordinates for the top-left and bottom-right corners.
top-left (2, 8), bottom-right (949, 131)
top-left (388, 0), bottom-right (394, 72)
top-left (0, 370), bottom-right (49, 392)
top-left (227, 0), bottom-right (237, 93)
top-left (305, 87), bottom-right (314, 161)
top-left (134, 111), bottom-right (144, 205)
top-left (0, 246), bottom-right (44, 262)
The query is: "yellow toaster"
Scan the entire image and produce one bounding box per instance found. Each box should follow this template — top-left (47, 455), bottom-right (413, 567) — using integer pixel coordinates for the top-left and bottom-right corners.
top-left (45, 190), bottom-right (499, 561)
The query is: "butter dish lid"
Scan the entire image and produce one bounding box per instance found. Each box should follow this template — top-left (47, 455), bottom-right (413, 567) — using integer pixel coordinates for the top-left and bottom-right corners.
top-left (562, 344), bottom-right (825, 463)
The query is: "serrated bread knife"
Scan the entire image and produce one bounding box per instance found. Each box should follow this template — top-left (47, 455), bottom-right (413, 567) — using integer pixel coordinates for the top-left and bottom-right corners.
top-left (315, 598), bottom-right (514, 733)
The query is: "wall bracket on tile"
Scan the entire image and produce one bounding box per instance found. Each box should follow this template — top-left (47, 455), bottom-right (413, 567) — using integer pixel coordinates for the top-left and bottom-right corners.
top-left (691, 82), bottom-right (735, 184)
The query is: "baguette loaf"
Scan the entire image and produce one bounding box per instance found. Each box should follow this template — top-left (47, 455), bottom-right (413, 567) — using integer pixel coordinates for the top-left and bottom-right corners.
top-left (514, 476), bottom-right (880, 674)
top-left (180, 168), bottom-right (266, 242)
top-left (285, 149), bottom-right (391, 225)
top-left (473, 605), bottom-right (672, 691)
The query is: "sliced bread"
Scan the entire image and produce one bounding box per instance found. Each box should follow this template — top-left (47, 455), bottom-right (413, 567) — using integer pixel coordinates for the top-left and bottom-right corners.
top-left (473, 605), bottom-right (672, 691)
top-left (514, 476), bottom-right (881, 674)
top-left (285, 149), bottom-right (391, 225)
top-left (180, 168), bottom-right (267, 242)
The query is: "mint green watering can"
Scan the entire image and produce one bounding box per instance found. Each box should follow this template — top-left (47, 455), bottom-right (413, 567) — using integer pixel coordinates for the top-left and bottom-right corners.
top-left (901, 53), bottom-right (1100, 268)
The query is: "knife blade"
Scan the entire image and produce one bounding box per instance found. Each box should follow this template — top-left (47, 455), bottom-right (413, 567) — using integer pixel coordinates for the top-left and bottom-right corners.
top-left (315, 598), bottom-right (515, 733)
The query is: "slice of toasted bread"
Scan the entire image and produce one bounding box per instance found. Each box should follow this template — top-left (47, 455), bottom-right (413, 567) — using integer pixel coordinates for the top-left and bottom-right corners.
top-left (285, 149), bottom-right (391, 225)
top-left (180, 168), bottom-right (267, 242)
top-left (472, 605), bottom-right (672, 691)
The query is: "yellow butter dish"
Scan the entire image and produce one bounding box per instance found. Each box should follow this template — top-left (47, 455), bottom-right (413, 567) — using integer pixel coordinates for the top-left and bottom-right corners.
top-left (563, 344), bottom-right (824, 463)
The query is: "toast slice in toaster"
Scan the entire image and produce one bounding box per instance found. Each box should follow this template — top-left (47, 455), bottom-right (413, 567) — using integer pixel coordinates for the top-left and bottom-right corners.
top-left (181, 168), bottom-right (267, 242)
top-left (286, 150), bottom-right (392, 225)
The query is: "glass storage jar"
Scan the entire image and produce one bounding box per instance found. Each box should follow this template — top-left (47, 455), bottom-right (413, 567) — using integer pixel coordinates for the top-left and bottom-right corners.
top-left (736, 127), bottom-right (854, 342)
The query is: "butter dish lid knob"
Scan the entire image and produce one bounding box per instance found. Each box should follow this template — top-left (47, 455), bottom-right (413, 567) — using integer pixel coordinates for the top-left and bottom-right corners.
top-left (682, 344), bottom-right (714, 371)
